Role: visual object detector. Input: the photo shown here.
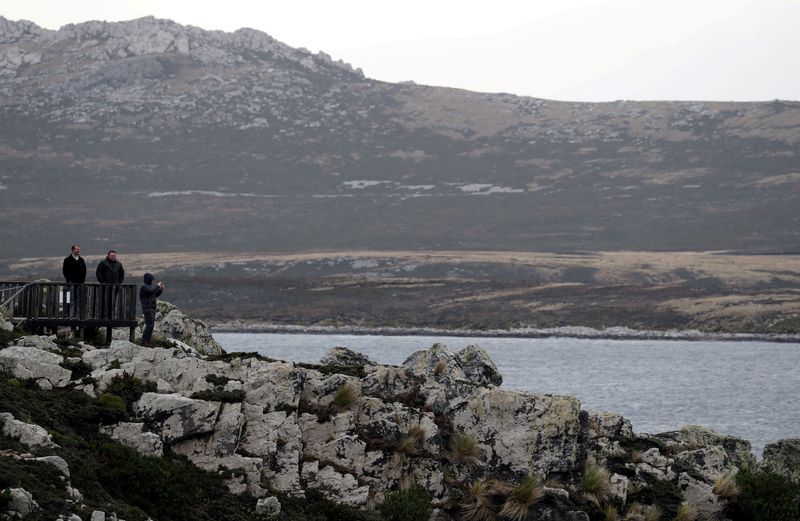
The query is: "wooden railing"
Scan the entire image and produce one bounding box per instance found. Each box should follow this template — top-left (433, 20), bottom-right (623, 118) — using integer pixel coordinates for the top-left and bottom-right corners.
top-left (0, 281), bottom-right (137, 342)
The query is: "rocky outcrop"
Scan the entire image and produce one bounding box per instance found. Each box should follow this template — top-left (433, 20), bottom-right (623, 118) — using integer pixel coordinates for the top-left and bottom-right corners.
top-left (0, 344), bottom-right (72, 388)
top-left (1, 330), bottom-right (790, 519)
top-left (762, 438), bottom-right (800, 483)
top-left (151, 301), bottom-right (223, 355)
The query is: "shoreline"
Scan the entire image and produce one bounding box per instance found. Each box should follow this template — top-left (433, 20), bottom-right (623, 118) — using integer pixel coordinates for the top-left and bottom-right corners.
top-left (210, 322), bottom-right (800, 343)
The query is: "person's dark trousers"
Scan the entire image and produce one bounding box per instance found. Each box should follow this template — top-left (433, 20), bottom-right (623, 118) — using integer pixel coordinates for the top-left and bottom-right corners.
top-left (142, 308), bottom-right (156, 345)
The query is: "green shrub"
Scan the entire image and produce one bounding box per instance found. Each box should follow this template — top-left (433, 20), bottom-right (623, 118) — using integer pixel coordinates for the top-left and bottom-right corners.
top-left (380, 485), bottom-right (433, 521)
top-left (726, 468), bottom-right (800, 521)
top-left (98, 393), bottom-right (127, 416)
top-left (105, 373), bottom-right (157, 413)
top-left (204, 374), bottom-right (231, 386)
top-left (6, 377), bottom-right (21, 387)
top-left (190, 389), bottom-right (246, 403)
top-left (61, 358), bottom-right (93, 380)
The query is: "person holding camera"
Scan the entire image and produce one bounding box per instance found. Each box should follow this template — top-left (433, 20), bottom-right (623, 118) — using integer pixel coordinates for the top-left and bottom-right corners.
top-left (139, 272), bottom-right (165, 347)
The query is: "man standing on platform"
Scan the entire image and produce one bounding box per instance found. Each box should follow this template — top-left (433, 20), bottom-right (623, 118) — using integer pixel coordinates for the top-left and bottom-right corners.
top-left (62, 244), bottom-right (86, 320)
top-left (139, 273), bottom-right (164, 347)
top-left (96, 250), bottom-right (124, 319)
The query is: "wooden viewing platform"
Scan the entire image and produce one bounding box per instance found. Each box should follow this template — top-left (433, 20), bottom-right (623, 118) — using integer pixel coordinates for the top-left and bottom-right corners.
top-left (0, 281), bottom-right (138, 342)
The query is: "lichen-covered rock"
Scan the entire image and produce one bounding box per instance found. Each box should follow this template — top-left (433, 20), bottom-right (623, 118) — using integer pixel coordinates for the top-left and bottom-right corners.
top-left (609, 473), bottom-right (628, 504)
top-left (301, 461), bottom-right (370, 505)
top-left (587, 411), bottom-right (634, 439)
top-left (673, 446), bottom-right (733, 483)
top-left (239, 406), bottom-right (302, 493)
top-left (677, 472), bottom-right (721, 515)
top-left (452, 387), bottom-right (582, 477)
top-left (455, 344), bottom-right (502, 387)
top-left (152, 301), bottom-right (223, 355)
top-left (320, 346), bottom-right (376, 368)
top-left (99, 422), bottom-right (164, 457)
top-left (136, 392), bottom-right (220, 444)
top-left (0, 345), bottom-right (72, 387)
top-left (0, 412), bottom-right (58, 449)
top-left (656, 425), bottom-right (755, 469)
top-left (403, 343), bottom-right (467, 380)
top-left (173, 402), bottom-right (245, 458)
top-left (761, 438), bottom-right (800, 483)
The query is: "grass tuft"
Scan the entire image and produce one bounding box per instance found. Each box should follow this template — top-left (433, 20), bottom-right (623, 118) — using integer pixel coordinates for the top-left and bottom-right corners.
top-left (580, 464), bottom-right (611, 506)
top-left (449, 432), bottom-right (482, 467)
top-left (604, 504), bottom-right (619, 521)
top-left (497, 475), bottom-right (544, 521)
top-left (673, 502), bottom-right (696, 521)
top-left (712, 472), bottom-right (739, 500)
top-left (460, 481), bottom-right (495, 521)
top-left (332, 382), bottom-right (359, 409)
top-left (434, 359), bottom-right (447, 375)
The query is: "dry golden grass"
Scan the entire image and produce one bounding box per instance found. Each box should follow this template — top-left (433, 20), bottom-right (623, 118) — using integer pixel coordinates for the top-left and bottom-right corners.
top-left (497, 476), bottom-right (544, 521)
top-left (673, 502), bottom-right (696, 521)
top-left (580, 464), bottom-right (611, 506)
top-left (713, 472), bottom-right (740, 500)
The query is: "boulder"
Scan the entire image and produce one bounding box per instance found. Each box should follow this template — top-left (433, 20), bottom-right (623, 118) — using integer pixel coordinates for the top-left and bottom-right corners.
top-left (152, 301), bottom-right (223, 355)
top-left (656, 425), bottom-right (755, 469)
top-left (402, 343), bottom-right (467, 381)
top-left (674, 446), bottom-right (733, 483)
top-left (33, 455), bottom-right (70, 479)
top-left (301, 460), bottom-right (370, 506)
top-left (90, 512), bottom-right (106, 521)
top-left (136, 392), bottom-right (220, 444)
top-left (4, 487), bottom-right (38, 517)
top-left (677, 472), bottom-right (721, 515)
top-left (0, 345), bottom-right (72, 387)
top-left (255, 496), bottom-right (281, 516)
top-left (452, 387), bottom-right (582, 477)
top-left (587, 411), bottom-right (634, 439)
top-left (320, 346), bottom-right (376, 368)
top-left (99, 422), bottom-right (163, 457)
top-left (455, 344), bottom-right (502, 387)
top-left (13, 335), bottom-right (60, 353)
top-left (761, 438), bottom-right (800, 483)
top-left (0, 311), bottom-right (13, 332)
top-left (0, 412), bottom-right (58, 449)
top-left (609, 473), bottom-right (628, 504)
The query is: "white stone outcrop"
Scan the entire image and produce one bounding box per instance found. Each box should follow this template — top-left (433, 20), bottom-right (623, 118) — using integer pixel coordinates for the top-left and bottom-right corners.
top-left (0, 412), bottom-right (58, 449)
top-left (150, 301), bottom-right (223, 355)
top-left (99, 422), bottom-right (163, 457)
top-left (136, 392), bottom-right (220, 444)
top-left (0, 345), bottom-right (72, 387)
top-left (3, 487), bottom-right (38, 517)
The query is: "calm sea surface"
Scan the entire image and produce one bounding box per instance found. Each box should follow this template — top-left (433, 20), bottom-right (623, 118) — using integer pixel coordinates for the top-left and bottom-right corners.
top-left (216, 332), bottom-right (800, 456)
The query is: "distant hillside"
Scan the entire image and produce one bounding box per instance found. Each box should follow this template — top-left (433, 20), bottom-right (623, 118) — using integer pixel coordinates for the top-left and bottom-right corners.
top-left (1, 16), bottom-right (800, 259)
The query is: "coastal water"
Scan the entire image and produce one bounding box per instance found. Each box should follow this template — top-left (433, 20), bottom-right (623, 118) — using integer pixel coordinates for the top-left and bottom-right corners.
top-left (216, 332), bottom-right (800, 456)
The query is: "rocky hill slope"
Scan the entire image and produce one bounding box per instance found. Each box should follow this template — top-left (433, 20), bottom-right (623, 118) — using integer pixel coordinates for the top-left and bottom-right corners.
top-left (1, 16), bottom-right (800, 258)
top-left (1, 309), bottom-right (799, 520)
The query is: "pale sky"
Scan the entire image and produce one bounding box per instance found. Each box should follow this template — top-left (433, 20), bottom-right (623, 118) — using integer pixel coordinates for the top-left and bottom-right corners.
top-left (3, 0), bottom-right (799, 101)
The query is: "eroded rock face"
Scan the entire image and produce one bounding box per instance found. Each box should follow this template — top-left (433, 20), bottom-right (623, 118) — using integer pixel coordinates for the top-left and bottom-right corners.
top-left (762, 438), bottom-right (800, 483)
top-left (455, 344), bottom-right (503, 387)
top-left (4, 487), bottom-right (37, 517)
top-left (0, 345), bottom-right (72, 388)
top-left (136, 392), bottom-right (220, 444)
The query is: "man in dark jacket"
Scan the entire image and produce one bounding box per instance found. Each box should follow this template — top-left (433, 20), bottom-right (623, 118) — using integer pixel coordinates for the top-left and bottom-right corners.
top-left (63, 244), bottom-right (86, 283)
top-left (96, 250), bottom-right (124, 284)
top-left (139, 273), bottom-right (164, 347)
top-left (96, 250), bottom-right (124, 319)
top-left (62, 244), bottom-right (86, 319)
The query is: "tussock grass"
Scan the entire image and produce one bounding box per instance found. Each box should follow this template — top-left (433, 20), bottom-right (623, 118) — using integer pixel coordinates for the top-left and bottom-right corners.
top-left (449, 432), bottom-right (482, 467)
top-left (498, 476), bottom-right (544, 521)
top-left (673, 502), bottom-right (696, 521)
top-left (604, 505), bottom-right (619, 521)
top-left (332, 382), bottom-right (359, 409)
top-left (460, 481), bottom-right (495, 521)
top-left (580, 464), bottom-right (611, 505)
top-left (643, 504), bottom-right (663, 521)
top-left (713, 472), bottom-right (740, 499)
top-left (434, 359), bottom-right (448, 375)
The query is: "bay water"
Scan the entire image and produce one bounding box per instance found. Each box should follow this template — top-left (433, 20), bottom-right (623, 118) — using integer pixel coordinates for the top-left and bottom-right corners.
top-left (216, 332), bottom-right (800, 456)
